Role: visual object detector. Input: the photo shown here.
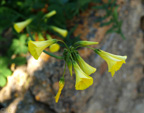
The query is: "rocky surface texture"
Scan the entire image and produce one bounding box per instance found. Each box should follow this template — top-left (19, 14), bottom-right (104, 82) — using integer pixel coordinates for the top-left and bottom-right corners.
top-left (0, 0), bottom-right (144, 113)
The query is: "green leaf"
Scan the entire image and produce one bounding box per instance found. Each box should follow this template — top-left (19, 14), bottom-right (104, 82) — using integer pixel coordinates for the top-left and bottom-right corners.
top-left (78, 0), bottom-right (91, 7)
top-left (0, 56), bottom-right (9, 67)
top-left (100, 20), bottom-right (113, 27)
top-left (0, 75), bottom-right (7, 87)
top-left (92, 5), bottom-right (105, 9)
top-left (113, 7), bottom-right (118, 21)
top-left (60, 0), bottom-right (69, 4)
top-left (0, 7), bottom-right (19, 31)
top-left (0, 67), bottom-right (12, 77)
top-left (10, 34), bottom-right (28, 54)
top-left (64, 25), bottom-right (81, 46)
top-left (0, 35), bottom-right (6, 41)
top-left (120, 32), bottom-right (126, 39)
top-left (106, 26), bottom-right (117, 34)
top-left (11, 57), bottom-right (27, 66)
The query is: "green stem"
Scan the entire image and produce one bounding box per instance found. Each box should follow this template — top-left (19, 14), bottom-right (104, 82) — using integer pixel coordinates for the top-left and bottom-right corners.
top-left (94, 49), bottom-right (101, 54)
top-left (74, 45), bottom-right (91, 49)
top-left (58, 40), bottom-right (69, 49)
top-left (26, 27), bottom-right (35, 41)
top-left (69, 52), bottom-right (75, 61)
top-left (85, 46), bottom-right (95, 50)
top-left (74, 45), bottom-right (81, 49)
top-left (62, 63), bottom-right (66, 77)
top-left (72, 50), bottom-right (78, 61)
top-left (43, 50), bottom-right (64, 60)
top-left (27, 27), bottom-right (64, 60)
top-left (85, 46), bottom-right (101, 54)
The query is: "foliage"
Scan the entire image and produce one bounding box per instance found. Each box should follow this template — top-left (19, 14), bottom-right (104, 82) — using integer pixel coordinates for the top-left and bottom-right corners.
top-left (0, 56), bottom-right (12, 87)
top-left (10, 34), bottom-right (28, 54)
top-left (93, 0), bottom-right (126, 39)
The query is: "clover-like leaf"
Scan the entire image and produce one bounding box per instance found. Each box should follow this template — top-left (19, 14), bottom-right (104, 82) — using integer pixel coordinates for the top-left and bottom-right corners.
top-left (0, 56), bottom-right (9, 68)
top-left (0, 67), bottom-right (12, 77)
top-left (0, 75), bottom-right (7, 87)
top-left (10, 34), bottom-right (28, 54)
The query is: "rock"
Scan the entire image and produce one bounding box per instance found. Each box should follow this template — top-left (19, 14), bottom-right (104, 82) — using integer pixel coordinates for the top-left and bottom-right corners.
top-left (132, 102), bottom-right (144, 113)
top-left (15, 91), bottom-right (55, 113)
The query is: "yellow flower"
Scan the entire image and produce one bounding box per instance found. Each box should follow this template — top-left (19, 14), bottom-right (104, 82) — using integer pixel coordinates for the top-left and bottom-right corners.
top-left (95, 49), bottom-right (127, 77)
top-left (73, 61), bottom-right (93, 90)
top-left (14, 18), bottom-right (33, 33)
top-left (49, 43), bottom-right (60, 53)
top-left (55, 77), bottom-right (65, 103)
top-left (76, 54), bottom-right (96, 76)
top-left (50, 26), bottom-right (68, 37)
top-left (28, 39), bottom-right (57, 60)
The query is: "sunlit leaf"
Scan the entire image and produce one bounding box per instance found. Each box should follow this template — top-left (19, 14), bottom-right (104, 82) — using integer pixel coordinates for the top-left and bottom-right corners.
top-left (0, 67), bottom-right (12, 77)
top-left (0, 75), bottom-right (7, 87)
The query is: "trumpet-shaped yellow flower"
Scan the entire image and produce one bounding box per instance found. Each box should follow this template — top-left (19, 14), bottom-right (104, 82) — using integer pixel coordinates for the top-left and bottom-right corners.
top-left (14, 18), bottom-right (33, 33)
top-left (28, 39), bottom-right (57, 60)
top-left (76, 54), bottom-right (96, 76)
top-left (95, 49), bottom-right (127, 77)
top-left (49, 43), bottom-right (60, 53)
top-left (73, 61), bottom-right (93, 90)
top-left (55, 78), bottom-right (65, 103)
top-left (74, 41), bottom-right (99, 46)
top-left (50, 26), bottom-right (68, 37)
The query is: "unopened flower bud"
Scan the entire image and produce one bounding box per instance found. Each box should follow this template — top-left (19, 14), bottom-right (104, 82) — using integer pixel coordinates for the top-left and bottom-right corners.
top-left (55, 77), bottom-right (65, 103)
top-left (49, 43), bottom-right (60, 53)
top-left (44, 10), bottom-right (56, 18)
top-left (74, 41), bottom-right (99, 46)
top-left (38, 33), bottom-right (45, 41)
top-left (50, 26), bottom-right (68, 37)
top-left (14, 18), bottom-right (33, 33)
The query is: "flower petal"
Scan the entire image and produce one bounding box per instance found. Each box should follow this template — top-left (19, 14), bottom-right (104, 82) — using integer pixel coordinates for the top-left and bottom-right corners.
top-left (76, 54), bottom-right (96, 76)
